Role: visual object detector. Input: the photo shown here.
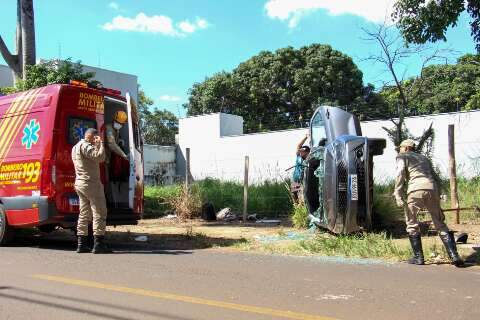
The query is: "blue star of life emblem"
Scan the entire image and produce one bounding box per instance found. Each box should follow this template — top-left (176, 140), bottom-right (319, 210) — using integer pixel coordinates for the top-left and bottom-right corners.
top-left (21, 119), bottom-right (41, 150)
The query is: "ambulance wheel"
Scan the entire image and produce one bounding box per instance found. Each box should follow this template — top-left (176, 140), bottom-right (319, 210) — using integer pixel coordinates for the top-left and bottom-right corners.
top-left (0, 205), bottom-right (15, 246)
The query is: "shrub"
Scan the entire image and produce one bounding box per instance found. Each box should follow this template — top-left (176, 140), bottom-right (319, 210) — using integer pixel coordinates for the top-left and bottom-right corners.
top-left (166, 185), bottom-right (203, 220)
top-left (372, 183), bottom-right (404, 231)
top-left (144, 178), bottom-right (292, 218)
top-left (144, 184), bottom-right (181, 217)
top-left (291, 203), bottom-right (309, 229)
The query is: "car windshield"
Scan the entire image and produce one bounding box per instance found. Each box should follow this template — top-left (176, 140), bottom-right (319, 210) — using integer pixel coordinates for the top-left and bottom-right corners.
top-left (310, 111), bottom-right (326, 147)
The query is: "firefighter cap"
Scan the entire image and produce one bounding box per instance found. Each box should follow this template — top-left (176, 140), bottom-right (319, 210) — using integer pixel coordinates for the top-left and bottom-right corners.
top-left (400, 139), bottom-right (416, 148)
top-left (113, 110), bottom-right (128, 124)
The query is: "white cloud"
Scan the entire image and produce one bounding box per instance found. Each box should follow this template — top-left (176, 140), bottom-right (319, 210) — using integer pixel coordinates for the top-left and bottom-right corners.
top-left (159, 95), bottom-right (181, 102)
top-left (265, 0), bottom-right (395, 27)
top-left (102, 13), bottom-right (209, 37)
top-left (108, 2), bottom-right (119, 10)
top-left (196, 18), bottom-right (209, 29)
top-left (178, 21), bottom-right (197, 33)
top-left (178, 18), bottom-right (210, 33)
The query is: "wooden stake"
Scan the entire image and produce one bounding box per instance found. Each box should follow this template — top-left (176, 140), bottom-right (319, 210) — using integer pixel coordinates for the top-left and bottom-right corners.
top-left (185, 148), bottom-right (190, 191)
top-left (448, 125), bottom-right (460, 224)
top-left (243, 156), bottom-right (249, 223)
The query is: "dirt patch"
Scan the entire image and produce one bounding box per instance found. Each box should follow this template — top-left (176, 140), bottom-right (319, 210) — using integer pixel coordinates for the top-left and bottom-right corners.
top-left (108, 217), bottom-right (299, 242)
top-left (107, 217), bottom-right (480, 264)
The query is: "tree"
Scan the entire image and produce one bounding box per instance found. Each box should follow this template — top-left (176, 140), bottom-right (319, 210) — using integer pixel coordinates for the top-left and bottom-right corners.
top-left (376, 53), bottom-right (480, 115)
top-left (138, 89), bottom-right (178, 145)
top-left (142, 109), bottom-right (178, 145)
top-left (361, 24), bottom-right (451, 149)
top-left (393, 0), bottom-right (480, 51)
top-left (405, 55), bottom-right (480, 114)
top-left (16, 59), bottom-right (96, 91)
top-left (0, 0), bottom-right (36, 82)
top-left (184, 44), bottom-right (372, 132)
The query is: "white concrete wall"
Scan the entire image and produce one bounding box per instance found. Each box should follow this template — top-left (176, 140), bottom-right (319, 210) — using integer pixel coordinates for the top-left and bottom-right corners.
top-left (178, 111), bottom-right (480, 184)
top-left (143, 145), bottom-right (177, 185)
top-left (362, 111), bottom-right (480, 183)
top-left (0, 64), bottom-right (14, 88)
top-left (82, 64), bottom-right (138, 103)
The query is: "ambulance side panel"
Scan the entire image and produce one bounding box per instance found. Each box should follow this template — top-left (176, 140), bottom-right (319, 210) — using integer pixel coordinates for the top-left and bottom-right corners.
top-left (0, 87), bottom-right (59, 227)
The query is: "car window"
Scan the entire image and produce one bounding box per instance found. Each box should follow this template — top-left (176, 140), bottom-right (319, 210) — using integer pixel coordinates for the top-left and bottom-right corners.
top-left (311, 112), bottom-right (327, 147)
top-left (68, 117), bottom-right (96, 145)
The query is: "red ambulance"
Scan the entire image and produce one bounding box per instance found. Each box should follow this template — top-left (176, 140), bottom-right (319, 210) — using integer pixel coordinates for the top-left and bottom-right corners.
top-left (0, 82), bottom-right (144, 245)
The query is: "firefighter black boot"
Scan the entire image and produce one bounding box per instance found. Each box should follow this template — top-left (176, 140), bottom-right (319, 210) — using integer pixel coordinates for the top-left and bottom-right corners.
top-left (92, 236), bottom-right (113, 254)
top-left (407, 234), bottom-right (425, 265)
top-left (76, 236), bottom-right (91, 253)
top-left (439, 232), bottom-right (464, 267)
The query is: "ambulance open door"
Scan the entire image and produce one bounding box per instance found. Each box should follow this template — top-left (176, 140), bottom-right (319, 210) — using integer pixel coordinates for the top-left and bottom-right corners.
top-left (126, 93), bottom-right (143, 211)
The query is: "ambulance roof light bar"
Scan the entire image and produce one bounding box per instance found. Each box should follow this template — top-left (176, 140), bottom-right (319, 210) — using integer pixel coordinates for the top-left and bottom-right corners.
top-left (69, 80), bottom-right (122, 96)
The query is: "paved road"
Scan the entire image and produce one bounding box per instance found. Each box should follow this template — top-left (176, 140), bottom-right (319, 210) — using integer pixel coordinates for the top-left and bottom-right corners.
top-left (0, 235), bottom-right (479, 320)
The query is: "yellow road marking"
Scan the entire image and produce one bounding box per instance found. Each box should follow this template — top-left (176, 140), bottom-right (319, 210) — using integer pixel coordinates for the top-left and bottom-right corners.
top-left (32, 274), bottom-right (338, 320)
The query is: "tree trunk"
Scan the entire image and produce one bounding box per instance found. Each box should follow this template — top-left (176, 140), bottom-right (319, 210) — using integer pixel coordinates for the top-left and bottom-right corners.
top-left (14, 0), bottom-right (23, 84)
top-left (21, 0), bottom-right (36, 80)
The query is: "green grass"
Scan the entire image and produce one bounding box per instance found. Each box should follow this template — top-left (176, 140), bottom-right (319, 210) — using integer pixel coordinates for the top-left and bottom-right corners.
top-left (144, 184), bottom-right (181, 217)
top-left (144, 177), bottom-right (479, 225)
top-left (442, 177), bottom-right (480, 223)
top-left (144, 178), bottom-right (292, 218)
top-left (297, 233), bottom-right (412, 260)
top-left (372, 183), bottom-right (404, 231)
top-left (291, 203), bottom-right (309, 229)
top-left (235, 232), bottom-right (459, 263)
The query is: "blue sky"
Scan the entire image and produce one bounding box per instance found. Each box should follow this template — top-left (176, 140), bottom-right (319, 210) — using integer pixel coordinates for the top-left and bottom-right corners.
top-left (0, 0), bottom-right (476, 117)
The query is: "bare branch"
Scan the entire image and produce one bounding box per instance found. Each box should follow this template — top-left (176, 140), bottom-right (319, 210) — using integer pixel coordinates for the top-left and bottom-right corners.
top-left (0, 35), bottom-right (20, 75)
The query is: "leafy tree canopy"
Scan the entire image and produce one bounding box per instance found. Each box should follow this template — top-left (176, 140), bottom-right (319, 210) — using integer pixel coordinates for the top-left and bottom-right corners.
top-left (1, 58), bottom-right (97, 93)
top-left (184, 44), bottom-right (382, 132)
top-left (380, 53), bottom-right (480, 115)
top-left (393, 0), bottom-right (480, 51)
top-left (138, 89), bottom-right (178, 145)
top-left (18, 58), bottom-right (97, 90)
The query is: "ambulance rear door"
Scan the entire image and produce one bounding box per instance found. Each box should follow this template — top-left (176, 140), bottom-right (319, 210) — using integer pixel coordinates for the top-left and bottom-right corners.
top-left (126, 93), bottom-right (144, 212)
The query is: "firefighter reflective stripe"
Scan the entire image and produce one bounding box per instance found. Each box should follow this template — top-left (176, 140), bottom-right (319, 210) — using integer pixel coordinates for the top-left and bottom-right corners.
top-left (0, 88), bottom-right (43, 165)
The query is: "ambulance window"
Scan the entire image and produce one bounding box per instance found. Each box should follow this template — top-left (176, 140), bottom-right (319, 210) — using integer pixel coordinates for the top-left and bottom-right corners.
top-left (133, 122), bottom-right (141, 150)
top-left (68, 117), bottom-right (97, 145)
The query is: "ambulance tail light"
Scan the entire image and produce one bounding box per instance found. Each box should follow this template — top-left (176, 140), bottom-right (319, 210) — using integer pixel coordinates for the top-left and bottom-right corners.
top-left (40, 159), bottom-right (56, 198)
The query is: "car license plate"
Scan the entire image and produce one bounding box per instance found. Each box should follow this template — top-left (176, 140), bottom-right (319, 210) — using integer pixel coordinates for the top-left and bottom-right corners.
top-left (69, 197), bottom-right (79, 206)
top-left (350, 174), bottom-right (358, 201)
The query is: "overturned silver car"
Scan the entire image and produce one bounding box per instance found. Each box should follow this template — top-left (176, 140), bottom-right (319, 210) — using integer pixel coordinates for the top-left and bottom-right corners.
top-left (303, 106), bottom-right (386, 234)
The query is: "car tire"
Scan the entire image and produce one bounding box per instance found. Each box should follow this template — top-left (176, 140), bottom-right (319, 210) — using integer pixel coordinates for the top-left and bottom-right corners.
top-left (0, 205), bottom-right (15, 246)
